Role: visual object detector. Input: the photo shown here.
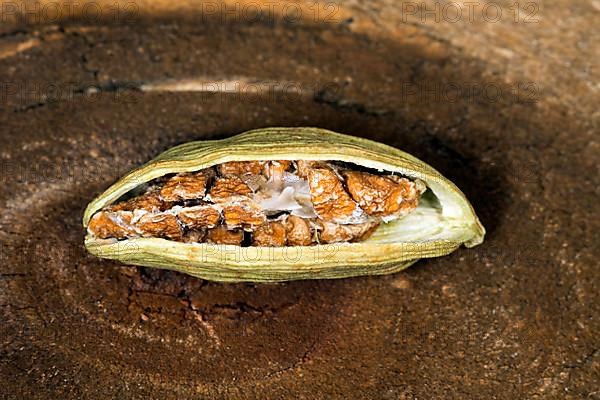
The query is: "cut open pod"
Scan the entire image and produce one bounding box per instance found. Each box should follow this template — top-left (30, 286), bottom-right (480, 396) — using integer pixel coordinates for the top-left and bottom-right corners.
top-left (83, 127), bottom-right (485, 282)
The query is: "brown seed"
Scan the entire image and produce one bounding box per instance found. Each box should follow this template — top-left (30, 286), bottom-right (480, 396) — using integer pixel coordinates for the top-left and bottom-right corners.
top-left (285, 215), bottom-right (313, 246)
top-left (317, 220), bottom-right (380, 244)
top-left (134, 212), bottom-right (182, 240)
top-left (222, 201), bottom-right (266, 228)
top-left (177, 205), bottom-right (221, 229)
top-left (206, 226), bottom-right (244, 245)
top-left (159, 170), bottom-right (213, 202)
top-left (110, 191), bottom-right (165, 213)
top-left (181, 229), bottom-right (206, 243)
top-left (253, 222), bottom-right (287, 247)
top-left (218, 161), bottom-right (265, 176)
top-left (307, 166), bottom-right (364, 223)
top-left (344, 171), bottom-right (421, 217)
top-left (295, 160), bottom-right (318, 178)
top-left (264, 160), bottom-right (292, 180)
top-left (209, 176), bottom-right (253, 201)
top-left (88, 211), bottom-right (136, 239)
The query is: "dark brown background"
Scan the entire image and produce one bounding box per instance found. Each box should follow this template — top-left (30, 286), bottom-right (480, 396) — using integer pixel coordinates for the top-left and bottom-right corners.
top-left (0, 1), bottom-right (598, 398)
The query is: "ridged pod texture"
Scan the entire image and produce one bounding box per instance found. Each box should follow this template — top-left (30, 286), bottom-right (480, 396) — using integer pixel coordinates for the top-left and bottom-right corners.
top-left (84, 127), bottom-right (485, 282)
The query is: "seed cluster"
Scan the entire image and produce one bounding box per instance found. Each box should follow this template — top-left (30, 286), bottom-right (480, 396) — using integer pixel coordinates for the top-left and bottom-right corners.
top-left (87, 160), bottom-right (425, 246)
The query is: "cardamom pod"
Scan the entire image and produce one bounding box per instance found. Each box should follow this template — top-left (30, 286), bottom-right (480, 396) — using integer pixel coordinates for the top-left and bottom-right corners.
top-left (83, 127), bottom-right (485, 282)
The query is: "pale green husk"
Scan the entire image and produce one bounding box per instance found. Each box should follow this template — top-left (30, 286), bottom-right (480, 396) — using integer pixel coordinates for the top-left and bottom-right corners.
top-left (83, 127), bottom-right (485, 282)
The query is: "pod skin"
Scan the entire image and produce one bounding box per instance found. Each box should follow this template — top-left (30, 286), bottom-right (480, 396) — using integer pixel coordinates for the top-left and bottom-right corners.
top-left (83, 127), bottom-right (485, 282)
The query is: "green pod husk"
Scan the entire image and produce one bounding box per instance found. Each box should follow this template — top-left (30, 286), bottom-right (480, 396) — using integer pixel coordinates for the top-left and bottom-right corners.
top-left (83, 127), bottom-right (485, 282)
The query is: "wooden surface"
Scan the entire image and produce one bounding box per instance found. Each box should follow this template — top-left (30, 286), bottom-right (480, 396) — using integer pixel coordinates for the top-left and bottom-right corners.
top-left (0, 1), bottom-right (598, 398)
